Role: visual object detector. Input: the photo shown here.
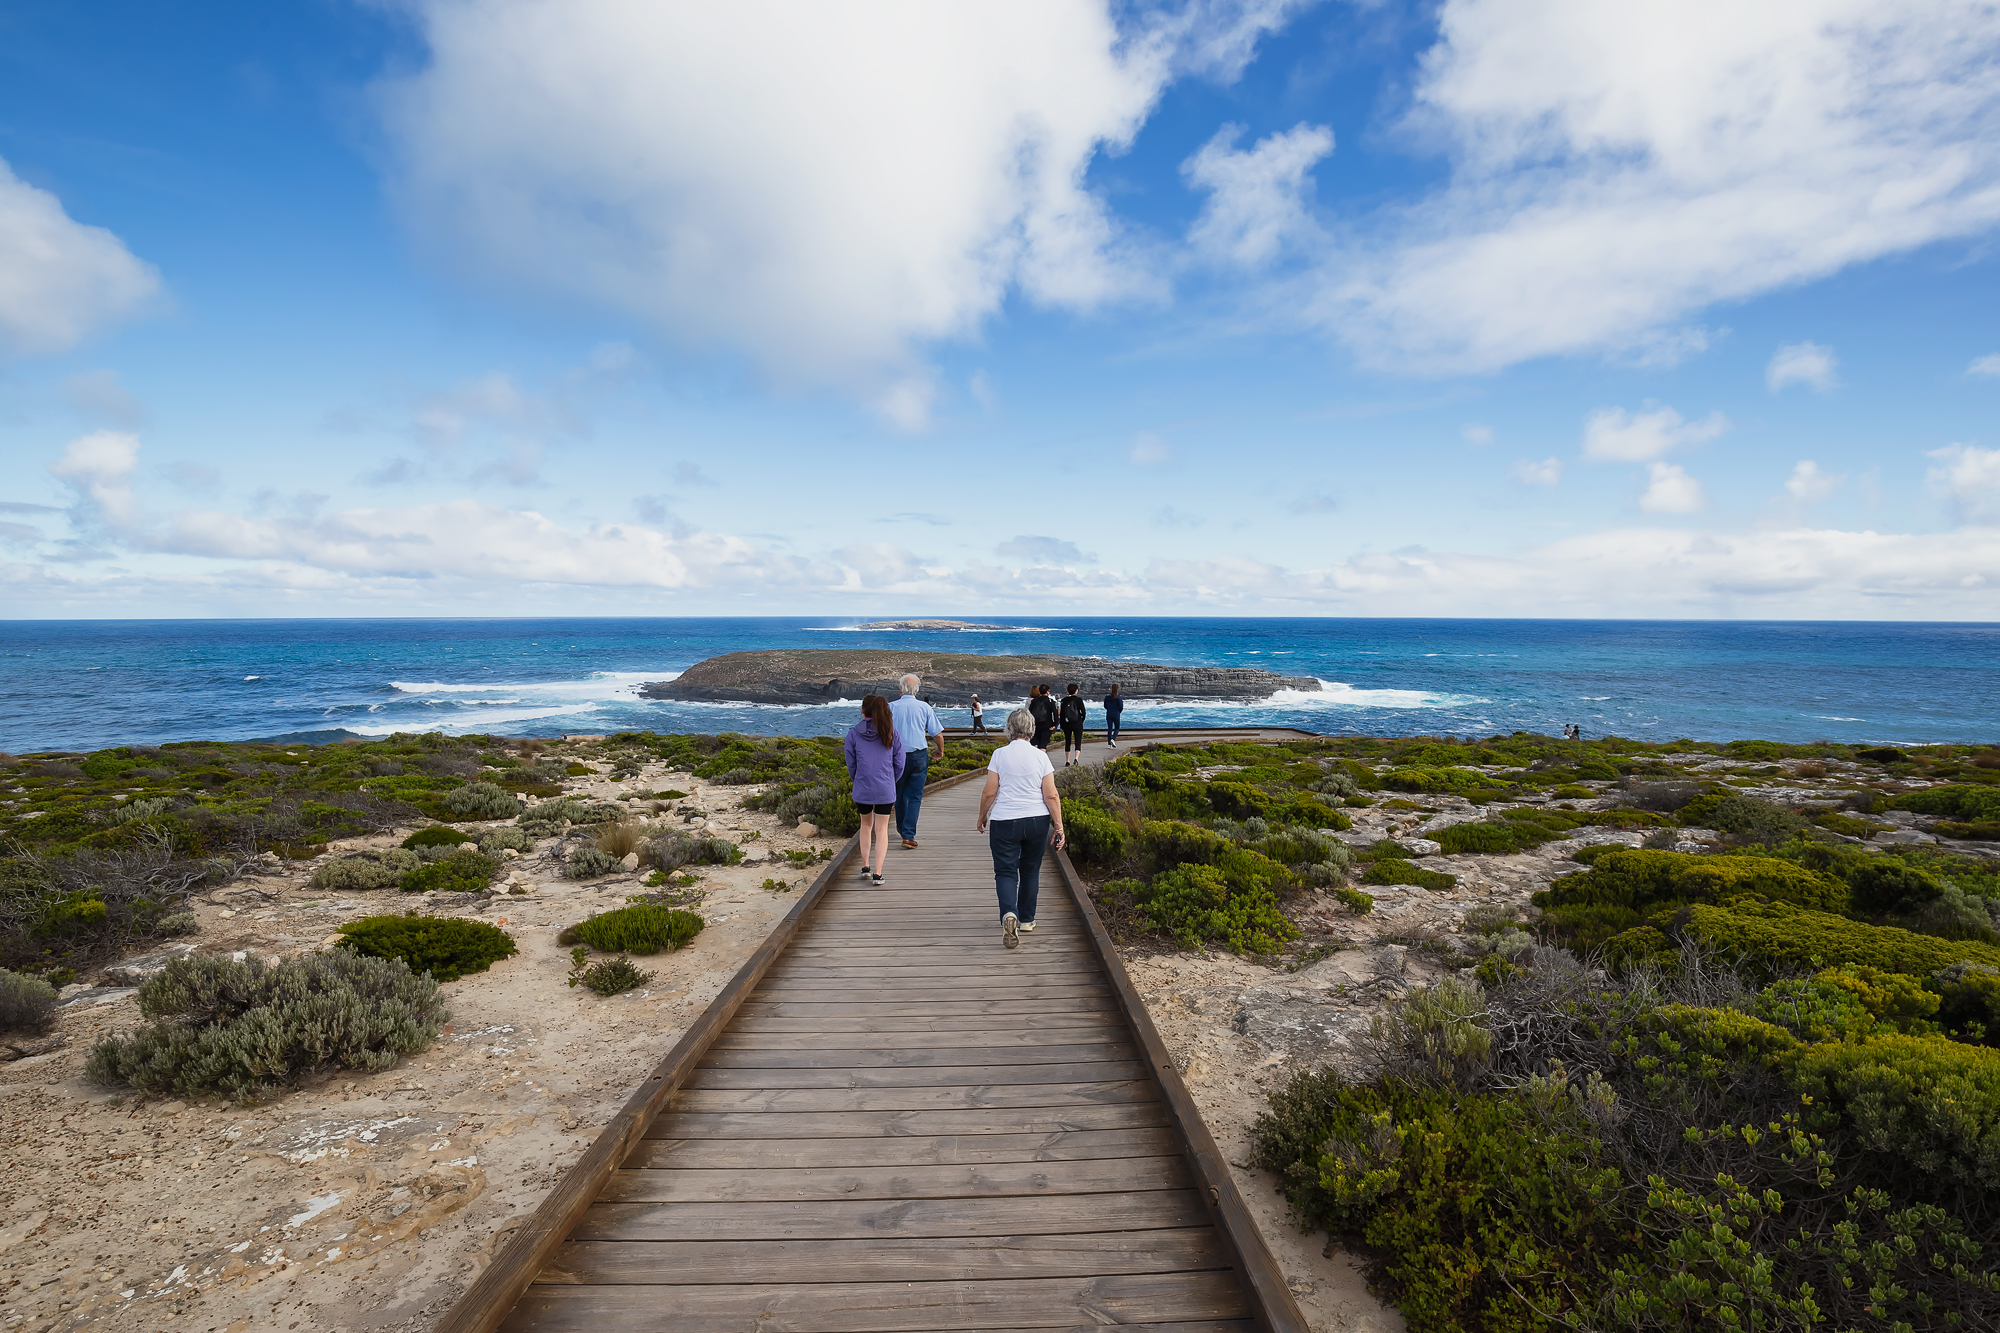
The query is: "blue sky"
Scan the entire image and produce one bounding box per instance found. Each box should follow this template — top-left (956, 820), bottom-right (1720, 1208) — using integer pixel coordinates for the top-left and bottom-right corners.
top-left (3, 0), bottom-right (1999, 620)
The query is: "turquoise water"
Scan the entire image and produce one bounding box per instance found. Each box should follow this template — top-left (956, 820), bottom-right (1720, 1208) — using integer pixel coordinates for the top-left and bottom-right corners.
top-left (1, 617), bottom-right (1995, 752)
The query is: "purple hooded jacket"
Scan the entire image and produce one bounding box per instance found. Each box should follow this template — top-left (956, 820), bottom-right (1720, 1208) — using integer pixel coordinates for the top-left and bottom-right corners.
top-left (843, 719), bottom-right (905, 805)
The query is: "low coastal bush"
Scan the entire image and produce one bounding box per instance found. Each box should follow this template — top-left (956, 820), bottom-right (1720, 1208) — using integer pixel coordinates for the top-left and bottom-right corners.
top-left (1332, 886), bottom-right (1374, 914)
top-left (402, 826), bottom-right (471, 850)
top-left (1063, 806), bottom-right (1132, 866)
top-left (335, 912), bottom-right (517, 981)
top-left (1895, 783), bottom-right (2000, 823)
top-left (85, 951), bottom-right (445, 1102)
top-left (0, 967), bottom-right (58, 1034)
top-left (477, 825), bottom-right (532, 855)
top-left (566, 846), bottom-right (617, 879)
top-left (1534, 849), bottom-right (1848, 951)
top-left (154, 911), bottom-right (198, 936)
top-left (309, 848), bottom-right (420, 893)
top-left (442, 781), bottom-right (520, 821)
top-left (640, 830), bottom-right (742, 872)
top-left (398, 851), bottom-right (500, 894)
top-left (1631, 898), bottom-right (2000, 978)
top-left (1705, 793), bottom-right (1808, 843)
top-left (1104, 862), bottom-right (1297, 954)
top-left (1381, 766), bottom-right (1490, 794)
top-left (567, 949), bottom-right (652, 996)
top-left (560, 903), bottom-right (704, 954)
top-left (1361, 859), bottom-right (1456, 891)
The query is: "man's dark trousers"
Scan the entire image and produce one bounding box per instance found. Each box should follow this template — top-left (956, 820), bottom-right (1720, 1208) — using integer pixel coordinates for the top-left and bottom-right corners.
top-left (896, 747), bottom-right (931, 841)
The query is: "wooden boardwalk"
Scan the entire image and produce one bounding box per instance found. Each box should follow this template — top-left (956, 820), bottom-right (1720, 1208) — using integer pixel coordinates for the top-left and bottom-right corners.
top-left (445, 742), bottom-right (1307, 1333)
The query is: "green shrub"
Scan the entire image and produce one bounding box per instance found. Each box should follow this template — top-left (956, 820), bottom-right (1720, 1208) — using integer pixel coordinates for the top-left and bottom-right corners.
top-left (1814, 810), bottom-right (1887, 838)
top-left (1064, 805), bottom-right (1131, 866)
top-left (565, 761), bottom-right (592, 776)
top-left (1250, 1073), bottom-right (1618, 1332)
top-left (1788, 1033), bottom-right (2000, 1192)
top-left (1551, 784), bottom-right (1594, 799)
top-left (1706, 793), bottom-right (1808, 842)
top-left (398, 851), bottom-right (499, 894)
top-left (442, 781), bottom-right (520, 821)
top-left (1362, 858), bottom-right (1457, 891)
top-left (477, 825), bottom-right (532, 855)
top-left (0, 967), bottom-right (58, 1034)
top-left (569, 951), bottom-right (653, 996)
top-left (1251, 826), bottom-right (1345, 867)
top-left (1333, 887), bottom-right (1375, 914)
top-left (154, 911), bottom-right (199, 937)
top-left (1381, 766), bottom-right (1490, 794)
top-left (309, 848), bottom-right (420, 893)
top-left (1135, 819), bottom-right (1232, 873)
top-left (1939, 819), bottom-right (2000, 840)
top-left (84, 950), bottom-right (445, 1102)
top-left (336, 912), bottom-right (517, 981)
top-left (1205, 780), bottom-right (1272, 818)
top-left (1534, 849), bottom-right (1847, 951)
top-left (1106, 862), bottom-right (1297, 954)
top-left (1671, 899), bottom-right (2000, 978)
top-left (1934, 963), bottom-right (2000, 1043)
top-left (566, 846), bottom-right (617, 879)
top-left (559, 903), bottom-right (704, 954)
top-left (640, 831), bottom-right (742, 872)
top-left (402, 826), bottom-right (471, 850)
top-left (1895, 784), bottom-right (2000, 823)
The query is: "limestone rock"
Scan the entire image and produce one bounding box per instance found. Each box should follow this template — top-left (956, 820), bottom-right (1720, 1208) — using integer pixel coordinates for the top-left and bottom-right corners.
top-left (1398, 838), bottom-right (1442, 857)
top-left (619, 852), bottom-right (640, 872)
top-left (796, 821), bottom-right (818, 838)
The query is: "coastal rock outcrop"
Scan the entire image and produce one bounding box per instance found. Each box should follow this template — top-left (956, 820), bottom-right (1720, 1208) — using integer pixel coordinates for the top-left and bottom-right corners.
top-left (642, 649), bottom-right (1321, 706)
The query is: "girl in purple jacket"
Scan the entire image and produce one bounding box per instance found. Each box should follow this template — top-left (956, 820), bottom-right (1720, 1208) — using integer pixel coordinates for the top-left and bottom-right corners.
top-left (843, 693), bottom-right (904, 885)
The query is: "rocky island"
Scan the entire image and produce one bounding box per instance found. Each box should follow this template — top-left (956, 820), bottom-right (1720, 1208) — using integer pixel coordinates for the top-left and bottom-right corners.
top-left (825, 618), bottom-right (1039, 632)
top-left (642, 649), bottom-right (1321, 705)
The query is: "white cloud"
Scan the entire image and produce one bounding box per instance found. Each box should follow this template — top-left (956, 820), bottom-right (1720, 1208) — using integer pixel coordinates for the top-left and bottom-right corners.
top-left (1581, 404), bottom-right (1727, 462)
top-left (1285, 493), bottom-right (1338, 514)
top-left (1927, 443), bottom-right (2000, 525)
top-left (1511, 456), bottom-right (1562, 486)
top-left (61, 369), bottom-right (147, 427)
top-left (1129, 431), bottom-right (1173, 466)
top-left (48, 430), bottom-right (145, 530)
top-left (376, 2), bottom-right (1291, 396)
top-left (875, 376), bottom-right (937, 433)
top-left (1767, 341), bottom-right (1839, 392)
top-left (0, 159), bottom-right (159, 358)
top-left (1183, 121), bottom-right (1333, 267)
top-left (1969, 353), bottom-right (2000, 378)
top-left (1321, 0), bottom-right (2000, 371)
top-left (1461, 422), bottom-right (1492, 445)
top-left (1783, 459), bottom-right (1844, 507)
top-left (1639, 461), bottom-right (1704, 513)
top-left (996, 535), bottom-right (1089, 564)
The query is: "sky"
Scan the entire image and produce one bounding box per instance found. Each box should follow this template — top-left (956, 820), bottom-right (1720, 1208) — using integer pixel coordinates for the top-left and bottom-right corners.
top-left (3, 0), bottom-right (2000, 621)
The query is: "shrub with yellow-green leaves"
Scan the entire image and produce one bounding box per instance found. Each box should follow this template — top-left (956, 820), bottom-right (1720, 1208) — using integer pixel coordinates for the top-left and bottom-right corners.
top-left (1534, 849), bottom-right (1848, 951)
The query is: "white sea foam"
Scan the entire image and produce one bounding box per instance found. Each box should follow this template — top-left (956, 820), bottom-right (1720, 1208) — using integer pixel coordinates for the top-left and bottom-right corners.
top-left (803, 625), bottom-right (1061, 633)
top-left (343, 702), bottom-right (603, 736)
top-left (1114, 680), bottom-right (1486, 711)
top-left (244, 675), bottom-right (261, 680)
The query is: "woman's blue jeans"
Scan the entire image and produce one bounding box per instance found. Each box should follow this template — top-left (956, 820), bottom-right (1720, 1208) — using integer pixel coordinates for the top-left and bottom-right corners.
top-left (988, 814), bottom-right (1050, 924)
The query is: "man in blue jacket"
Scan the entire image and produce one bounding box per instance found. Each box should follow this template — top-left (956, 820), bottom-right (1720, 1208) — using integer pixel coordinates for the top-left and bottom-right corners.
top-left (890, 673), bottom-right (945, 848)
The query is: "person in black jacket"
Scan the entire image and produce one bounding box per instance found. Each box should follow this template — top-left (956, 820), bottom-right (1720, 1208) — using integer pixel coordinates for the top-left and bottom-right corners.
top-left (1103, 682), bottom-right (1123, 747)
top-left (1058, 682), bottom-right (1087, 766)
top-left (1027, 684), bottom-right (1057, 749)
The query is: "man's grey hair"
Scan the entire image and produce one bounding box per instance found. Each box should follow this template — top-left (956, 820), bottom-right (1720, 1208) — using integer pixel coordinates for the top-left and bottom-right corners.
top-left (1005, 708), bottom-right (1036, 740)
top-left (900, 674), bottom-right (921, 695)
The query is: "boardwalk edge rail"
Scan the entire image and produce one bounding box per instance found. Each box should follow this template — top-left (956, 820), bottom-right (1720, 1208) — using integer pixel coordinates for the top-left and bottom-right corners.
top-left (439, 740), bottom-right (1312, 1333)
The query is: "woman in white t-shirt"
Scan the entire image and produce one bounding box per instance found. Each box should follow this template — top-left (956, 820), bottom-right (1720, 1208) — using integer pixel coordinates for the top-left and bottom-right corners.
top-left (975, 708), bottom-right (1067, 949)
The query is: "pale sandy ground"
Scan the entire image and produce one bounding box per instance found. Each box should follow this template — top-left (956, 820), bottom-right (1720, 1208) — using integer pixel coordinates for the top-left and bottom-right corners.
top-left (6, 745), bottom-right (1982, 1333)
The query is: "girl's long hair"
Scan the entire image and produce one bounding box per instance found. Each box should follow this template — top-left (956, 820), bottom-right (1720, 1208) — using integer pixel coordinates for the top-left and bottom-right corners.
top-left (860, 693), bottom-right (896, 748)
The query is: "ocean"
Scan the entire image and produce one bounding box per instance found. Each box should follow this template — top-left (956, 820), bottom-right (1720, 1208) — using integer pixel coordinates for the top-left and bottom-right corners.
top-left (1, 617), bottom-right (1995, 753)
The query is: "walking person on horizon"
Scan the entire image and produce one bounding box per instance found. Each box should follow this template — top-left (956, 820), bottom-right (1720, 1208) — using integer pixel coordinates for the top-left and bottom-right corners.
top-left (1103, 682), bottom-right (1123, 747)
top-left (890, 673), bottom-right (944, 849)
top-left (842, 693), bottom-right (903, 886)
top-left (970, 695), bottom-right (986, 733)
top-left (976, 708), bottom-right (1066, 949)
top-left (1059, 682), bottom-right (1087, 766)
top-left (1027, 683), bottom-right (1057, 750)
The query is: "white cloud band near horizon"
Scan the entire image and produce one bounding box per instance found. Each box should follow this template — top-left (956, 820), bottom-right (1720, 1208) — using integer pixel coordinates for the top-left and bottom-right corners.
top-left (13, 430), bottom-right (2000, 620)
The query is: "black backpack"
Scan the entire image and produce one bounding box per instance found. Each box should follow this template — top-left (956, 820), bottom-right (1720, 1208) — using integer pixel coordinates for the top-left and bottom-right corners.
top-left (1060, 695), bottom-right (1085, 726)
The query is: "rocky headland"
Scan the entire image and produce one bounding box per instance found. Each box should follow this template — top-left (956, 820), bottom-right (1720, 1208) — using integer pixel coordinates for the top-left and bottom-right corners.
top-left (642, 649), bottom-right (1321, 705)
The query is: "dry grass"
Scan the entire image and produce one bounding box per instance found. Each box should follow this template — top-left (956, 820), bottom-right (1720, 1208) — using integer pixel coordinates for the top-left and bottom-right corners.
top-left (594, 820), bottom-right (655, 858)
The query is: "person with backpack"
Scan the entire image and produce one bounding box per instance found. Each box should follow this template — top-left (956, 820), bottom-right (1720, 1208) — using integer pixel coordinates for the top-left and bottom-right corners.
top-left (1058, 682), bottom-right (1087, 766)
top-left (1027, 683), bottom-right (1057, 749)
top-left (1102, 682), bottom-right (1123, 747)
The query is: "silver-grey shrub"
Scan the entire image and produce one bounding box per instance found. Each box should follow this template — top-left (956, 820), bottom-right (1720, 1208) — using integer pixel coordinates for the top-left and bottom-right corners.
top-left (443, 781), bottom-right (520, 821)
top-left (477, 825), bottom-right (533, 855)
top-left (0, 967), bottom-right (58, 1034)
top-left (566, 846), bottom-right (618, 879)
top-left (154, 912), bottom-right (199, 937)
top-left (309, 848), bottom-right (420, 892)
top-left (86, 950), bottom-right (446, 1103)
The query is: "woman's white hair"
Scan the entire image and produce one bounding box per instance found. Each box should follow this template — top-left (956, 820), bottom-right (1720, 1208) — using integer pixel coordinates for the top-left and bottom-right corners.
top-left (1005, 708), bottom-right (1036, 740)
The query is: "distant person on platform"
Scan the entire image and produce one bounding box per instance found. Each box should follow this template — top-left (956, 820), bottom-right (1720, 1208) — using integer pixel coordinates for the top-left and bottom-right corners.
top-left (976, 707), bottom-right (1066, 949)
top-left (1059, 682), bottom-right (1087, 766)
top-left (890, 673), bottom-right (945, 849)
top-left (1028, 683), bottom-right (1057, 749)
top-left (1103, 682), bottom-right (1123, 747)
top-left (842, 693), bottom-right (903, 886)
top-left (970, 695), bottom-right (987, 733)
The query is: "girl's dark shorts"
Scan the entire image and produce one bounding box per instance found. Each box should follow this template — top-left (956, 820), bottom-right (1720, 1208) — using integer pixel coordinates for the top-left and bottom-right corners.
top-left (857, 802), bottom-right (895, 814)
